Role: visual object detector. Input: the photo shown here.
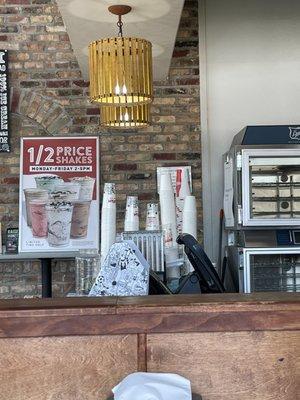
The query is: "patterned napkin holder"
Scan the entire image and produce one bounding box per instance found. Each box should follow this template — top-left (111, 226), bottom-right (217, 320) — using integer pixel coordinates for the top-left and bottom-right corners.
top-left (89, 240), bottom-right (150, 297)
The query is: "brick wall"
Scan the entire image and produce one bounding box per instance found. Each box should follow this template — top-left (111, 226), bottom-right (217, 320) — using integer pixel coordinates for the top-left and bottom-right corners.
top-left (0, 0), bottom-right (200, 298)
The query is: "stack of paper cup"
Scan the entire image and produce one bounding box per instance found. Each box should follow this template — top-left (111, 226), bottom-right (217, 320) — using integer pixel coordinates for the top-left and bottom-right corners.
top-left (165, 246), bottom-right (180, 265)
top-left (165, 246), bottom-right (182, 290)
top-left (182, 195), bottom-right (197, 273)
top-left (162, 223), bottom-right (175, 249)
top-left (182, 196), bottom-right (197, 238)
top-left (124, 196), bottom-right (139, 231)
top-left (159, 173), bottom-right (178, 248)
top-left (100, 183), bottom-right (116, 263)
top-left (176, 168), bottom-right (191, 234)
top-left (146, 203), bottom-right (160, 231)
top-left (179, 168), bottom-right (191, 198)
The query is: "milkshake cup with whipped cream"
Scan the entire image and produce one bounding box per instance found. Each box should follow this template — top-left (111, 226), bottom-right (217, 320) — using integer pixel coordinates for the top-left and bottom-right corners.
top-left (71, 200), bottom-right (91, 238)
top-left (54, 182), bottom-right (80, 201)
top-left (29, 199), bottom-right (48, 237)
top-left (69, 177), bottom-right (95, 201)
top-left (49, 190), bottom-right (78, 203)
top-left (24, 188), bottom-right (48, 227)
top-left (46, 202), bottom-right (73, 246)
top-left (35, 175), bottom-right (64, 192)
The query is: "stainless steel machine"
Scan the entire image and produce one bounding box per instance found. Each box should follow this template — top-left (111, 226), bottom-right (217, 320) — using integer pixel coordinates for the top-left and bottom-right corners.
top-left (223, 125), bottom-right (300, 293)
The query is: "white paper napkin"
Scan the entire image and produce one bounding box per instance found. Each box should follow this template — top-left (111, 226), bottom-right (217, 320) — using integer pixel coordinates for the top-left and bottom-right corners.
top-left (112, 372), bottom-right (192, 400)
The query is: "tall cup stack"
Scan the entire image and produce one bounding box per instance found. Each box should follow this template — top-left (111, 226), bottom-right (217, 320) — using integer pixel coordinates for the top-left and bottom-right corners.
top-left (159, 173), bottom-right (178, 249)
top-left (179, 168), bottom-right (191, 198)
top-left (182, 195), bottom-right (197, 272)
top-left (100, 183), bottom-right (116, 264)
top-left (124, 196), bottom-right (139, 231)
top-left (176, 168), bottom-right (191, 234)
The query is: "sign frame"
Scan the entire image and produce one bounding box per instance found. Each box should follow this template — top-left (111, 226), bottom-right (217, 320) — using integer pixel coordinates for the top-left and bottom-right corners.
top-left (19, 136), bottom-right (100, 254)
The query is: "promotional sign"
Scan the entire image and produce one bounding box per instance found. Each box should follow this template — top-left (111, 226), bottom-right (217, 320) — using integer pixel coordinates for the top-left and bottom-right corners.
top-left (19, 137), bottom-right (99, 253)
top-left (0, 50), bottom-right (10, 152)
top-left (0, 222), bottom-right (2, 254)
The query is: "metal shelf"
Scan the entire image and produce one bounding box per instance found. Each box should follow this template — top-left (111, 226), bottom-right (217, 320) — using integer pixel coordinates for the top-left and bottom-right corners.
top-left (0, 251), bottom-right (80, 261)
top-left (252, 197), bottom-right (300, 201)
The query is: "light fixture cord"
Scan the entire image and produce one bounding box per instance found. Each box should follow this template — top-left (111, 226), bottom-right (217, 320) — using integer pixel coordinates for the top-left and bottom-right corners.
top-left (117, 15), bottom-right (123, 37)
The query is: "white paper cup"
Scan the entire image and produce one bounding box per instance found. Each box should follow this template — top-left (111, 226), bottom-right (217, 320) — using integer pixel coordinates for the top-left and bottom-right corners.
top-left (165, 246), bottom-right (179, 263)
top-left (160, 173), bottom-right (173, 193)
top-left (124, 215), bottom-right (139, 231)
top-left (160, 187), bottom-right (177, 246)
top-left (166, 263), bottom-right (181, 279)
top-left (103, 182), bottom-right (116, 195)
top-left (182, 195), bottom-right (197, 239)
top-left (183, 195), bottom-right (197, 211)
top-left (124, 196), bottom-right (139, 231)
top-left (102, 183), bottom-right (116, 207)
top-left (146, 203), bottom-right (160, 231)
top-left (101, 208), bottom-right (116, 259)
top-left (126, 196), bottom-right (138, 208)
top-left (101, 183), bottom-right (117, 262)
top-left (178, 168), bottom-right (191, 198)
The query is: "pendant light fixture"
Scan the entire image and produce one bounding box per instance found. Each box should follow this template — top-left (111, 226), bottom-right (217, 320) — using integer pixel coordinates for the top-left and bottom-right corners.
top-left (88, 5), bottom-right (153, 106)
top-left (101, 103), bottom-right (150, 128)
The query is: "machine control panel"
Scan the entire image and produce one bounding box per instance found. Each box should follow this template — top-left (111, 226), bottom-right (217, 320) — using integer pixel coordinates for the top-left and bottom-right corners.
top-left (276, 230), bottom-right (300, 246)
top-left (241, 229), bottom-right (300, 247)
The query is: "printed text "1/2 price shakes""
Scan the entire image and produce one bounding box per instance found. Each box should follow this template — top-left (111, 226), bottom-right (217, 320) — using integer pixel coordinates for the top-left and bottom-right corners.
top-left (27, 145), bottom-right (93, 165)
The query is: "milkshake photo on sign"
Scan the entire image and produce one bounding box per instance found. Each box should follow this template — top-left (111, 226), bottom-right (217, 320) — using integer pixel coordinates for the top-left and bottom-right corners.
top-left (19, 137), bottom-right (99, 253)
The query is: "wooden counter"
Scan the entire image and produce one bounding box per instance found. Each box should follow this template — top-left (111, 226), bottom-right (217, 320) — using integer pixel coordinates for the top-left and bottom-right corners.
top-left (0, 293), bottom-right (299, 399)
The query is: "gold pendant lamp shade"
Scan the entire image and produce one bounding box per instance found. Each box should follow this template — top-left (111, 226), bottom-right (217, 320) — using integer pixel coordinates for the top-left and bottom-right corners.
top-left (101, 104), bottom-right (150, 128)
top-left (89, 37), bottom-right (153, 106)
top-left (88, 4), bottom-right (153, 128)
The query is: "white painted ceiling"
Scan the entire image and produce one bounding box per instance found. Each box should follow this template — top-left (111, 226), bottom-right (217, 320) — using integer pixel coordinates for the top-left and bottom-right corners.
top-left (57, 0), bottom-right (185, 81)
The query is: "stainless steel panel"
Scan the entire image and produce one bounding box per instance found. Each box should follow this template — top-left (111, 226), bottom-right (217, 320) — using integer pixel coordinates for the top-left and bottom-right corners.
top-left (242, 231), bottom-right (278, 247)
top-left (121, 230), bottom-right (164, 273)
top-left (249, 253), bottom-right (300, 292)
top-left (225, 246), bottom-right (243, 293)
top-left (226, 247), bottom-right (300, 293)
